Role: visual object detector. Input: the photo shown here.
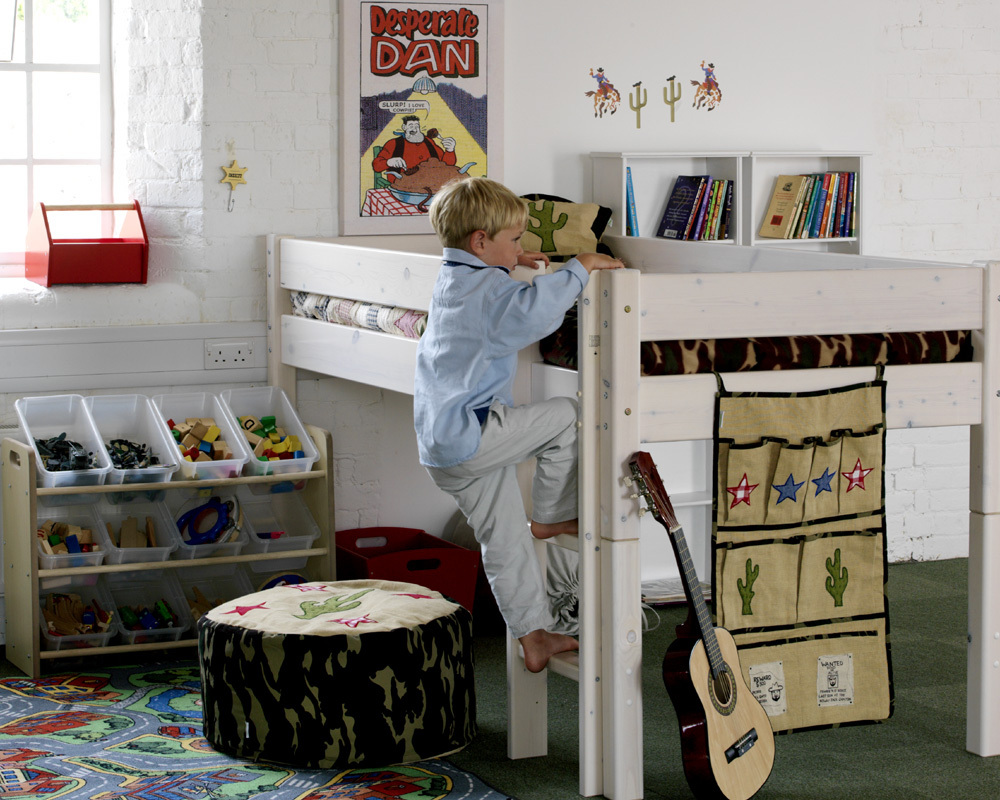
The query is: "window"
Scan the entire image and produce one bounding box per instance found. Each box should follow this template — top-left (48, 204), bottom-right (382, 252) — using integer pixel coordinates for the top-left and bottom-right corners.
top-left (0, 0), bottom-right (112, 270)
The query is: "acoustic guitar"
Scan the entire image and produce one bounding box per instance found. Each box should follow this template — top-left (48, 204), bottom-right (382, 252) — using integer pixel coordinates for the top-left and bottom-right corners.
top-left (627, 451), bottom-right (774, 800)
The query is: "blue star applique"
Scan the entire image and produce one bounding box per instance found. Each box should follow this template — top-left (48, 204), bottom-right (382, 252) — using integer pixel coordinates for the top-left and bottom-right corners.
top-left (773, 473), bottom-right (805, 504)
top-left (812, 467), bottom-right (835, 496)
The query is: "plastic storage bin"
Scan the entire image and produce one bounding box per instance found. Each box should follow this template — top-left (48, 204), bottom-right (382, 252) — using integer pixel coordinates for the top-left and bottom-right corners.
top-left (15, 394), bottom-right (112, 490)
top-left (84, 394), bottom-right (180, 486)
top-left (336, 527), bottom-right (480, 611)
top-left (151, 392), bottom-right (250, 480)
top-left (35, 501), bottom-right (110, 570)
top-left (38, 575), bottom-right (117, 651)
top-left (174, 563), bottom-right (254, 622)
top-left (107, 570), bottom-right (191, 644)
top-left (162, 491), bottom-right (247, 559)
top-left (220, 386), bottom-right (319, 477)
top-left (96, 498), bottom-right (178, 564)
top-left (240, 487), bottom-right (320, 568)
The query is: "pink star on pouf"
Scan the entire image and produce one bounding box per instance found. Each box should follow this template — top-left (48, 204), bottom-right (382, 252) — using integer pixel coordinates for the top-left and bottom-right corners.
top-left (842, 458), bottom-right (873, 492)
top-left (288, 584), bottom-right (330, 592)
top-left (333, 614), bottom-right (375, 629)
top-left (394, 593), bottom-right (432, 600)
top-left (224, 603), bottom-right (268, 616)
top-left (727, 473), bottom-right (758, 509)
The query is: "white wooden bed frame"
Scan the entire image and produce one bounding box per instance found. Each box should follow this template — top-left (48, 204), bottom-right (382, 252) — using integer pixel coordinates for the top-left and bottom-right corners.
top-left (266, 232), bottom-right (1000, 800)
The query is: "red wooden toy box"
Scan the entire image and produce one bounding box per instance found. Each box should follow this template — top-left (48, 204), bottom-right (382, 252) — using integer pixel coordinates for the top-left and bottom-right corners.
top-left (25, 201), bottom-right (149, 287)
top-left (335, 526), bottom-right (480, 612)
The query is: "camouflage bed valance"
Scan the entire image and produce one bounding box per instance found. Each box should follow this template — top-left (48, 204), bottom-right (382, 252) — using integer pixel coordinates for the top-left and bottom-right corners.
top-left (539, 305), bottom-right (972, 375)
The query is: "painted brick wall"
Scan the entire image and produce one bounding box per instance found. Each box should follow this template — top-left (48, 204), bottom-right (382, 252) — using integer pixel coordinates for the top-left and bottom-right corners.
top-left (871, 2), bottom-right (1000, 560)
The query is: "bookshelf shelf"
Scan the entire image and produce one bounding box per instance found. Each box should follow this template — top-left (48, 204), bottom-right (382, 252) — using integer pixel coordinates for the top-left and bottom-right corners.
top-left (591, 150), bottom-right (867, 253)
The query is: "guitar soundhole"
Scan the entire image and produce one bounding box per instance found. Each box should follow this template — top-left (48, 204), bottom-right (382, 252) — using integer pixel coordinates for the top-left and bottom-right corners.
top-left (709, 664), bottom-right (738, 716)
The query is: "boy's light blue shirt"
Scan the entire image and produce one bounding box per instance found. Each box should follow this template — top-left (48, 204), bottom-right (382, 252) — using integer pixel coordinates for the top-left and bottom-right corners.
top-left (414, 247), bottom-right (589, 468)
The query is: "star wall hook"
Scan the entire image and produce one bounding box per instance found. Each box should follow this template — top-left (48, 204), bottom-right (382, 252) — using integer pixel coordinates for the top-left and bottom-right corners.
top-left (220, 160), bottom-right (248, 211)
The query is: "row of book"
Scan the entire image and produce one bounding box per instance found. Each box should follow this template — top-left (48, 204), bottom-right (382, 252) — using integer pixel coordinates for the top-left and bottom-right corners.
top-left (758, 172), bottom-right (857, 240)
top-left (655, 175), bottom-right (734, 241)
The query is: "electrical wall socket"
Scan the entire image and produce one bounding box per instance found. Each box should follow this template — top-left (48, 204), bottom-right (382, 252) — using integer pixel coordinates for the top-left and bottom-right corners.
top-left (205, 340), bottom-right (253, 369)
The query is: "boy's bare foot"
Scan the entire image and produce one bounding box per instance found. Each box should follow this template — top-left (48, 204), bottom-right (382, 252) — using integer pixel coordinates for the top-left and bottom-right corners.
top-left (530, 518), bottom-right (579, 539)
top-left (519, 629), bottom-right (579, 673)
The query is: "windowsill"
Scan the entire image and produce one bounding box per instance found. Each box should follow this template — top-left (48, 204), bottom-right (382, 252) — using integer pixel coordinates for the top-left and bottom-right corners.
top-left (0, 274), bottom-right (204, 329)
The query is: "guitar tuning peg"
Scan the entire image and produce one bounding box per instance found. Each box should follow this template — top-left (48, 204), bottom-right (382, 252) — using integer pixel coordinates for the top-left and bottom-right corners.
top-left (623, 475), bottom-right (633, 486)
top-left (638, 507), bottom-right (647, 517)
top-left (629, 492), bottom-right (639, 500)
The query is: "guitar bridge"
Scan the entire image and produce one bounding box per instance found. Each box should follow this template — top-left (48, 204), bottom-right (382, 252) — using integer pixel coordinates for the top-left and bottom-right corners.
top-left (724, 727), bottom-right (759, 764)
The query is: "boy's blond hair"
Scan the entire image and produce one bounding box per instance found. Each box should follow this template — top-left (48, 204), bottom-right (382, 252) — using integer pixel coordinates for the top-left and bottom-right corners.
top-left (429, 176), bottom-right (528, 249)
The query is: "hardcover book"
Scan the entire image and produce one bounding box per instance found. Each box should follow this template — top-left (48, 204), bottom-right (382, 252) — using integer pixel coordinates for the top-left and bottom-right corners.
top-left (656, 175), bottom-right (708, 239)
top-left (758, 174), bottom-right (808, 239)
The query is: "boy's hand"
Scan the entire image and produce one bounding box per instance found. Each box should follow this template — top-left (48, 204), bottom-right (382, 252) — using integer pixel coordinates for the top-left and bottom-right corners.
top-left (518, 251), bottom-right (550, 270)
top-left (575, 252), bottom-right (626, 274)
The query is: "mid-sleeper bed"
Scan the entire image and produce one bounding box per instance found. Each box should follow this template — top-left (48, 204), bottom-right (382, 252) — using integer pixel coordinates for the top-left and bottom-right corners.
top-left (265, 232), bottom-right (1000, 800)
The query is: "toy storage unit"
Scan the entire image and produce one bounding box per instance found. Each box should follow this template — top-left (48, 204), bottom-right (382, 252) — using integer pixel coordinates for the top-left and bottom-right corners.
top-left (336, 527), bottom-right (480, 612)
top-left (1, 423), bottom-right (335, 679)
top-left (25, 201), bottom-right (149, 287)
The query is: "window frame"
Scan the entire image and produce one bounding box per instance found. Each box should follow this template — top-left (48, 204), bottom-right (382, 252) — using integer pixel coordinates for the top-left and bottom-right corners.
top-left (0, 0), bottom-right (113, 272)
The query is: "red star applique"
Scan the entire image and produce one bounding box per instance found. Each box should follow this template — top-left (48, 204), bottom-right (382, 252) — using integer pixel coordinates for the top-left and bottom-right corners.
top-left (333, 614), bottom-right (375, 629)
top-left (224, 602), bottom-right (267, 616)
top-left (842, 458), bottom-right (874, 492)
top-left (727, 473), bottom-right (758, 509)
top-left (394, 593), bottom-right (432, 600)
top-left (289, 584), bottom-right (329, 592)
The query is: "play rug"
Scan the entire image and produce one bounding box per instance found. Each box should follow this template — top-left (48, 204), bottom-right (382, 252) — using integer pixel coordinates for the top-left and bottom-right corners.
top-left (0, 660), bottom-right (511, 800)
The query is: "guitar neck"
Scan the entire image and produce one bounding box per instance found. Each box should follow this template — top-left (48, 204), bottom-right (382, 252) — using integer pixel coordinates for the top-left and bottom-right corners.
top-left (667, 519), bottom-right (725, 675)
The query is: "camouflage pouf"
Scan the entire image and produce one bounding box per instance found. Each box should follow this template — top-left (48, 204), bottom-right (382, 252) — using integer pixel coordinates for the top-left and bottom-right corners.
top-left (197, 579), bottom-right (476, 769)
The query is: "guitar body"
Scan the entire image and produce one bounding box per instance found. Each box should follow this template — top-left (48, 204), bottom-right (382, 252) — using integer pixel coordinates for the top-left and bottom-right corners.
top-left (663, 626), bottom-right (774, 800)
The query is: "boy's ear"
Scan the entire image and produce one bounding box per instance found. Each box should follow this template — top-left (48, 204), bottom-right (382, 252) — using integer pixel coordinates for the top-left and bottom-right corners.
top-left (467, 229), bottom-right (488, 255)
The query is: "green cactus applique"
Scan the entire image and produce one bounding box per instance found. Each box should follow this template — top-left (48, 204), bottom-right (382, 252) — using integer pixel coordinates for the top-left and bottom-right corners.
top-left (294, 589), bottom-right (373, 620)
top-left (526, 200), bottom-right (568, 253)
top-left (737, 558), bottom-right (759, 615)
top-left (825, 548), bottom-right (849, 607)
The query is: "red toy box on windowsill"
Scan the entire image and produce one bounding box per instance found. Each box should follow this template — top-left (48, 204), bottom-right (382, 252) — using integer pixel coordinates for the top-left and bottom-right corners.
top-left (25, 201), bottom-right (149, 287)
top-left (335, 527), bottom-right (480, 612)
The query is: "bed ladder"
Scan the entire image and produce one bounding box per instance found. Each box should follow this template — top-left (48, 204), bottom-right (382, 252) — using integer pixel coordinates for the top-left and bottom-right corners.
top-left (507, 272), bottom-right (643, 800)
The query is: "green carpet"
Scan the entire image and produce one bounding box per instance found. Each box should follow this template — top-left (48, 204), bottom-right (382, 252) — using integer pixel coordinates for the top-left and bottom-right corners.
top-left (449, 558), bottom-right (1000, 800)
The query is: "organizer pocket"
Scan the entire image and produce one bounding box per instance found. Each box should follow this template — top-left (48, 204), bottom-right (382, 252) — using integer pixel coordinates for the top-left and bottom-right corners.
top-left (838, 427), bottom-right (885, 517)
top-left (718, 540), bottom-right (799, 631)
top-left (734, 618), bottom-right (891, 732)
top-left (765, 440), bottom-right (816, 526)
top-left (803, 434), bottom-right (843, 522)
top-left (797, 529), bottom-right (885, 624)
top-left (722, 438), bottom-right (783, 528)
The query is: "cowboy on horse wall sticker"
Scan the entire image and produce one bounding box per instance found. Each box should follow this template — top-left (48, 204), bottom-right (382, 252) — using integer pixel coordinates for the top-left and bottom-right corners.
top-left (585, 67), bottom-right (621, 117)
top-left (691, 59), bottom-right (722, 110)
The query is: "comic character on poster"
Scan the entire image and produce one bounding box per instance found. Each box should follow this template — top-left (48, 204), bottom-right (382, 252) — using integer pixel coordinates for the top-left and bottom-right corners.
top-left (356, 3), bottom-right (491, 219)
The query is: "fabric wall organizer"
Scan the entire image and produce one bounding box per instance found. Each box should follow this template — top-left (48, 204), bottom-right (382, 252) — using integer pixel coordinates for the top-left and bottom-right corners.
top-left (712, 372), bottom-right (893, 733)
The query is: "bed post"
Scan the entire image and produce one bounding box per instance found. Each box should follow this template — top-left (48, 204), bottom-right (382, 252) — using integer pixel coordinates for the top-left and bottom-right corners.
top-left (599, 268), bottom-right (644, 800)
top-left (967, 259), bottom-right (1000, 757)
top-left (266, 234), bottom-right (297, 403)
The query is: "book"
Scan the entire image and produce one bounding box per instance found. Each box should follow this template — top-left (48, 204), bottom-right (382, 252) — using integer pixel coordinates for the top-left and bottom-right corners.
top-left (656, 174), bottom-right (707, 240)
top-left (792, 175), bottom-right (815, 238)
top-left (784, 177), bottom-right (809, 239)
top-left (809, 173), bottom-right (832, 238)
top-left (700, 179), bottom-right (722, 240)
top-left (718, 180), bottom-right (734, 240)
top-left (834, 172), bottom-right (849, 237)
top-left (683, 177), bottom-right (710, 240)
top-left (690, 178), bottom-right (715, 240)
top-left (801, 175), bottom-right (823, 238)
top-left (708, 179), bottom-right (727, 239)
top-left (626, 166), bottom-right (638, 236)
top-left (823, 172), bottom-right (840, 237)
top-left (758, 174), bottom-right (808, 238)
top-left (844, 171), bottom-right (856, 237)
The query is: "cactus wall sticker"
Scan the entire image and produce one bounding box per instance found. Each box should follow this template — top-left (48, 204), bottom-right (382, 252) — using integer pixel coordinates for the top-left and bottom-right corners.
top-left (663, 76), bottom-right (682, 122)
top-left (737, 557), bottom-right (759, 615)
top-left (526, 199), bottom-right (568, 253)
top-left (629, 81), bottom-right (647, 129)
top-left (826, 548), bottom-right (849, 607)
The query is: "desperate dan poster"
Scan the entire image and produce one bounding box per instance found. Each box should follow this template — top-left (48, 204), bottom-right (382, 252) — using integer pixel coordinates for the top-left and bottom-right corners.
top-left (340, 0), bottom-right (503, 235)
